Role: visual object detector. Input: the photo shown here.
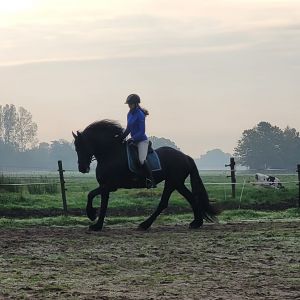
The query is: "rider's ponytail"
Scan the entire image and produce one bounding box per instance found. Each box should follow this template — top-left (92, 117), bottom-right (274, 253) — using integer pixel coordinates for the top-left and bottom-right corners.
top-left (137, 104), bottom-right (149, 116)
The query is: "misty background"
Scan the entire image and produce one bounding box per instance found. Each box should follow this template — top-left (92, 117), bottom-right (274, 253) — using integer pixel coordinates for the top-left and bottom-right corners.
top-left (0, 0), bottom-right (300, 169)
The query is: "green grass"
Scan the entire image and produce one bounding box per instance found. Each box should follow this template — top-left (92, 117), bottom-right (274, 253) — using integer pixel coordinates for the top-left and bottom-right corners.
top-left (0, 174), bottom-right (58, 194)
top-left (220, 208), bottom-right (300, 221)
top-left (0, 208), bottom-right (299, 229)
top-left (0, 172), bottom-right (299, 213)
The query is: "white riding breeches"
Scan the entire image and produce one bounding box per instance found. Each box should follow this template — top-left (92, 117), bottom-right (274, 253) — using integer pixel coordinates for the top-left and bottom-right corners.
top-left (137, 139), bottom-right (149, 165)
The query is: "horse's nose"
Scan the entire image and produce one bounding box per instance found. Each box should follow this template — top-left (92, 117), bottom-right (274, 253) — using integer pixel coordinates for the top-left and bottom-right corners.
top-left (79, 166), bottom-right (90, 173)
top-left (79, 166), bottom-right (86, 173)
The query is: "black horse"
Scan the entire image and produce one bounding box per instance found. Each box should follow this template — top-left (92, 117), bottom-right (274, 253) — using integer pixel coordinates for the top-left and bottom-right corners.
top-left (73, 120), bottom-right (218, 231)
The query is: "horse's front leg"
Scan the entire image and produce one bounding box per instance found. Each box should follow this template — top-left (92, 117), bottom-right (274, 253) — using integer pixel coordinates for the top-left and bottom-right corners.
top-left (89, 189), bottom-right (110, 231)
top-left (86, 187), bottom-right (102, 221)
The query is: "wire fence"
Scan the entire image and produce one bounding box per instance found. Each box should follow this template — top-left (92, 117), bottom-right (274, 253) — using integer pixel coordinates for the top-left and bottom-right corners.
top-left (1, 175), bottom-right (298, 187)
top-left (1, 160), bottom-right (300, 216)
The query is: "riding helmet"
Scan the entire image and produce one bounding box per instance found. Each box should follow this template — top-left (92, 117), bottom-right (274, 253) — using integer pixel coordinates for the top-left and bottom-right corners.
top-left (125, 94), bottom-right (141, 104)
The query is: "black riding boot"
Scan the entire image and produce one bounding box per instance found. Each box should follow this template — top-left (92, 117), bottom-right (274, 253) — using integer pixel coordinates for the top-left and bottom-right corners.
top-left (142, 160), bottom-right (157, 189)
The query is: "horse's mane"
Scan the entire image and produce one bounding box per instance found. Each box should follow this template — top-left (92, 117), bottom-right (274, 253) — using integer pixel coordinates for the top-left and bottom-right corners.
top-left (82, 119), bottom-right (124, 137)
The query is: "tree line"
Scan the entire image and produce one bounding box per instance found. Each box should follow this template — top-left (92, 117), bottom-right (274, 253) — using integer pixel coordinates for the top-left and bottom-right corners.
top-left (1, 104), bottom-right (300, 170)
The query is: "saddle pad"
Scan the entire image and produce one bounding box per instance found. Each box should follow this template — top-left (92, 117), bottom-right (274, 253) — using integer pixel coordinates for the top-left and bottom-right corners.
top-left (126, 143), bottom-right (162, 174)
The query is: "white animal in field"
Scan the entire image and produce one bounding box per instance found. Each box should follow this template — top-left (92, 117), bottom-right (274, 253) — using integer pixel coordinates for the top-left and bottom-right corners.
top-left (254, 173), bottom-right (283, 189)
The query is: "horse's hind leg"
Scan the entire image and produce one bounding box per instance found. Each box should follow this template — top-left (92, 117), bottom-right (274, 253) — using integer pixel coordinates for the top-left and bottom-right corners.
top-left (86, 187), bottom-right (102, 221)
top-left (138, 183), bottom-right (175, 230)
top-left (176, 184), bottom-right (203, 229)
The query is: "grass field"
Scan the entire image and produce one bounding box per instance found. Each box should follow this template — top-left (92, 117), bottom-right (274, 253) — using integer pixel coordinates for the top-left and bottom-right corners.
top-left (0, 171), bottom-right (299, 217)
top-left (0, 208), bottom-right (300, 229)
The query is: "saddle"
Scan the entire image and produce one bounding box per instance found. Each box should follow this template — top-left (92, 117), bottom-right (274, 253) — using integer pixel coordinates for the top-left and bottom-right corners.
top-left (126, 139), bottom-right (162, 175)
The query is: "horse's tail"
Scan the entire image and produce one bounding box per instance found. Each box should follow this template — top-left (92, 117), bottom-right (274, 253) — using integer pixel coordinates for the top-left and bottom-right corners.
top-left (188, 156), bottom-right (219, 222)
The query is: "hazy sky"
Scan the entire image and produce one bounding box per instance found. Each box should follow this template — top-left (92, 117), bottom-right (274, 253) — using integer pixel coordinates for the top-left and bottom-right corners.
top-left (0, 0), bottom-right (299, 157)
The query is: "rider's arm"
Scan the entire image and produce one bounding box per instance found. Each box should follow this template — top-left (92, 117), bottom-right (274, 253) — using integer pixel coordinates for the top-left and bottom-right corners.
top-left (121, 126), bottom-right (130, 140)
top-left (120, 112), bottom-right (136, 140)
top-left (131, 112), bottom-right (145, 141)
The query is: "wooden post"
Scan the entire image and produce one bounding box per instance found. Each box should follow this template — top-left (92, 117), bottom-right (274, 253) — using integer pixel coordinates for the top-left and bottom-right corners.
top-left (58, 160), bottom-right (68, 215)
top-left (297, 164), bottom-right (300, 208)
top-left (225, 157), bottom-right (236, 199)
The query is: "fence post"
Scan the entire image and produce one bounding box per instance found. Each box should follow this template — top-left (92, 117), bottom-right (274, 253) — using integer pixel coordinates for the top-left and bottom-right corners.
top-left (297, 164), bottom-right (300, 208)
top-left (225, 157), bottom-right (236, 199)
top-left (58, 160), bottom-right (68, 215)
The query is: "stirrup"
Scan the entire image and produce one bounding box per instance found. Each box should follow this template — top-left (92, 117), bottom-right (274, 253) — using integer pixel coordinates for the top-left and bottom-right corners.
top-left (146, 178), bottom-right (157, 189)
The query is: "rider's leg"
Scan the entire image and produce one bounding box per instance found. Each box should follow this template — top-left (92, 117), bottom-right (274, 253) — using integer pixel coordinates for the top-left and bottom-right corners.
top-left (138, 140), bottom-right (156, 188)
top-left (143, 160), bottom-right (157, 188)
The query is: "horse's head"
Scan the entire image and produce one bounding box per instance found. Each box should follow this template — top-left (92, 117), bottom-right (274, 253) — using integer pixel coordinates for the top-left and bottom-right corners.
top-left (73, 120), bottom-right (124, 172)
top-left (72, 131), bottom-right (93, 173)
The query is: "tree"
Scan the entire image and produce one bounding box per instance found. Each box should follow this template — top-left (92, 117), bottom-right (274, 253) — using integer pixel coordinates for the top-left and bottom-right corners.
top-left (0, 104), bottom-right (38, 151)
top-left (0, 105), bottom-right (3, 140)
top-left (149, 136), bottom-right (180, 151)
top-left (280, 126), bottom-right (300, 169)
top-left (195, 149), bottom-right (231, 170)
top-left (15, 106), bottom-right (38, 151)
top-left (2, 104), bottom-right (18, 146)
top-left (49, 139), bottom-right (77, 169)
top-left (234, 121), bottom-right (300, 169)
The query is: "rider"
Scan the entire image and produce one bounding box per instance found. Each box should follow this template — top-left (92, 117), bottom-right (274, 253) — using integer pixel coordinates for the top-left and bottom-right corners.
top-left (119, 94), bottom-right (156, 188)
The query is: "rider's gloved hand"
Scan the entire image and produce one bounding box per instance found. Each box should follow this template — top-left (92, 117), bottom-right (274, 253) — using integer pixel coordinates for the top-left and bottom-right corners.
top-left (114, 134), bottom-right (125, 143)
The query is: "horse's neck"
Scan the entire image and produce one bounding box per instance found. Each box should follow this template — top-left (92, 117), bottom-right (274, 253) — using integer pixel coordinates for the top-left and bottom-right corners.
top-left (93, 141), bottom-right (126, 162)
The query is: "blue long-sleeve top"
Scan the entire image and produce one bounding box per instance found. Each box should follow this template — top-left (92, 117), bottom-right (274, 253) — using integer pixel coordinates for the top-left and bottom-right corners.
top-left (122, 107), bottom-right (148, 142)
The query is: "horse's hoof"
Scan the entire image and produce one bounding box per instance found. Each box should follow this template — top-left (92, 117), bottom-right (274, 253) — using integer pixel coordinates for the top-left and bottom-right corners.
top-left (89, 224), bottom-right (102, 232)
top-left (137, 222), bottom-right (150, 231)
top-left (86, 208), bottom-right (97, 221)
top-left (189, 220), bottom-right (203, 229)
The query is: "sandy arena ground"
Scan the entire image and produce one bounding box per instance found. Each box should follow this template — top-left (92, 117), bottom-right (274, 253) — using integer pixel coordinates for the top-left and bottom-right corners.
top-left (0, 220), bottom-right (299, 299)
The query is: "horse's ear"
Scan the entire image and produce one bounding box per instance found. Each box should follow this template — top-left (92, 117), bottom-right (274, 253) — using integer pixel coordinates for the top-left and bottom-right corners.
top-left (72, 131), bottom-right (77, 139)
top-left (76, 130), bottom-right (81, 137)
